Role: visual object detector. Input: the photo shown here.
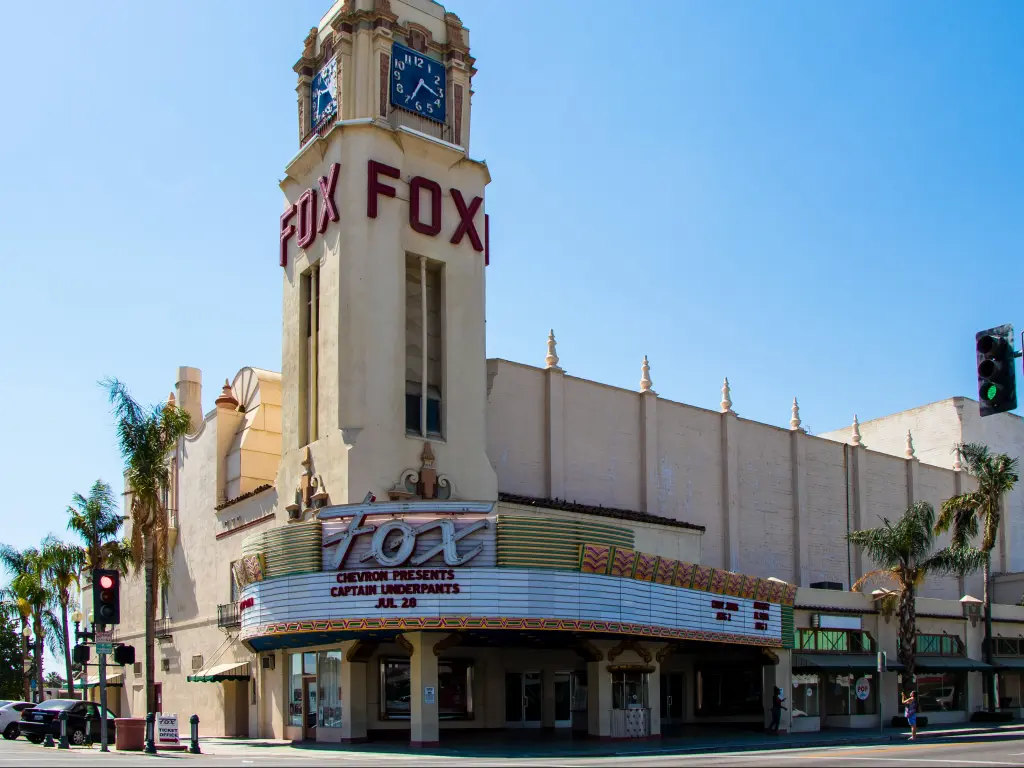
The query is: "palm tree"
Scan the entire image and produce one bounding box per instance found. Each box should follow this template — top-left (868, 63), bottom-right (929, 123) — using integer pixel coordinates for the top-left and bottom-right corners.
top-left (0, 581), bottom-right (33, 701)
top-left (936, 442), bottom-right (1020, 711)
top-left (848, 501), bottom-right (982, 693)
top-left (103, 378), bottom-right (191, 715)
top-left (0, 546), bottom-right (60, 701)
top-left (41, 537), bottom-right (85, 699)
top-left (67, 480), bottom-right (133, 574)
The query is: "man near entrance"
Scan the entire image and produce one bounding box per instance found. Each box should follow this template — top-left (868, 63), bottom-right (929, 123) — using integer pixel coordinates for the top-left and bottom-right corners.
top-left (768, 687), bottom-right (786, 734)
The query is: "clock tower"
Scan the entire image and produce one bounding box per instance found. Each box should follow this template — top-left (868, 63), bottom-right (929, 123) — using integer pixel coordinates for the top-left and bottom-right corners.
top-left (276, 0), bottom-right (496, 517)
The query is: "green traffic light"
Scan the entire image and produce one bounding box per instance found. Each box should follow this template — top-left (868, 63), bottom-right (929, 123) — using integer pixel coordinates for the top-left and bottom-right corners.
top-left (983, 384), bottom-right (998, 401)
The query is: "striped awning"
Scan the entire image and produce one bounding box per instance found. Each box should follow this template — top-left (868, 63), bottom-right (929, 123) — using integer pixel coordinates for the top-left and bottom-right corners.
top-left (75, 671), bottom-right (124, 689)
top-left (187, 661), bottom-right (250, 683)
top-left (793, 653), bottom-right (904, 672)
top-left (916, 656), bottom-right (992, 672)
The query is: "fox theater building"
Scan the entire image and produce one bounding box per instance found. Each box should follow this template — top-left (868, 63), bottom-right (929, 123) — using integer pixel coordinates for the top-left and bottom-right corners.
top-left (96, 0), bottom-right (1024, 747)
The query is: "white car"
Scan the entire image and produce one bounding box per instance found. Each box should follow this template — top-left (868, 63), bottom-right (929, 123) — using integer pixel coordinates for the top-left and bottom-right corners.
top-left (0, 701), bottom-right (36, 740)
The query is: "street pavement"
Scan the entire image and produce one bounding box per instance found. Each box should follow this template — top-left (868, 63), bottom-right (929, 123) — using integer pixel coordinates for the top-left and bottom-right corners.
top-left (3, 729), bottom-right (1024, 767)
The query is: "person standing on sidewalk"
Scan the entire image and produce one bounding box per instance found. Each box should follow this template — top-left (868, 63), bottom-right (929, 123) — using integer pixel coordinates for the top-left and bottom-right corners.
top-left (902, 690), bottom-right (918, 740)
top-left (768, 687), bottom-right (787, 734)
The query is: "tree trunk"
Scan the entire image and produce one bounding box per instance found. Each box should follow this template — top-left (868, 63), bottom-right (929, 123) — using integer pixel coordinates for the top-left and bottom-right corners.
top-left (983, 553), bottom-right (997, 712)
top-left (144, 534), bottom-right (156, 714)
top-left (899, 583), bottom-right (917, 695)
top-left (33, 614), bottom-right (43, 702)
top-left (61, 602), bottom-right (74, 699)
top-left (21, 619), bottom-right (29, 703)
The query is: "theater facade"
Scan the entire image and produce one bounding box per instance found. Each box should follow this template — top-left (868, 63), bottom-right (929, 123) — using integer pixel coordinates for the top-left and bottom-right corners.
top-left (236, 498), bottom-right (796, 743)
top-left (96, 0), bottom-right (1024, 746)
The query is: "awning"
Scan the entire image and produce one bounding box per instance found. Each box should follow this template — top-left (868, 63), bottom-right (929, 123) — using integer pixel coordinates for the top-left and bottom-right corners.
top-left (75, 672), bottom-right (124, 689)
top-left (793, 653), bottom-right (904, 672)
top-left (187, 661), bottom-right (250, 683)
top-left (993, 657), bottom-right (1024, 670)
top-left (915, 657), bottom-right (992, 672)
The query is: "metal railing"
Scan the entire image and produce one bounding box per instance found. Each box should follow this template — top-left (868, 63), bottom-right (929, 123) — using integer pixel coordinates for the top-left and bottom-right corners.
top-left (217, 603), bottom-right (240, 629)
top-left (154, 619), bottom-right (172, 640)
top-left (795, 629), bottom-right (875, 653)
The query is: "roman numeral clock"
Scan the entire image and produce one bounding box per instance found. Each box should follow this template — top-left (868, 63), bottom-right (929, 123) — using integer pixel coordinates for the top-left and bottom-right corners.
top-left (390, 42), bottom-right (446, 122)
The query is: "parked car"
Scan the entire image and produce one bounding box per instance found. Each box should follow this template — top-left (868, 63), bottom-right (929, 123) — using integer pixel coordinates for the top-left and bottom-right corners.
top-left (0, 702), bottom-right (34, 740)
top-left (18, 699), bottom-right (115, 746)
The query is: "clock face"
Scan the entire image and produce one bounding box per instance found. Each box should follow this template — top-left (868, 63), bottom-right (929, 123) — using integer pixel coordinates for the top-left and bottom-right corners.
top-left (390, 42), bottom-right (446, 123)
top-left (311, 59), bottom-right (338, 130)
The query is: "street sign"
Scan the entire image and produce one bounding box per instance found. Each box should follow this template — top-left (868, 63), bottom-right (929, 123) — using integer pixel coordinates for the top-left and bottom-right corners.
top-left (96, 643), bottom-right (113, 655)
top-left (96, 629), bottom-right (113, 644)
top-left (22, 659), bottom-right (31, 671)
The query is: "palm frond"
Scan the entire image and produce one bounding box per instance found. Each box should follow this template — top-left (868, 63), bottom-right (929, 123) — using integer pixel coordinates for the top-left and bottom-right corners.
top-left (923, 545), bottom-right (985, 578)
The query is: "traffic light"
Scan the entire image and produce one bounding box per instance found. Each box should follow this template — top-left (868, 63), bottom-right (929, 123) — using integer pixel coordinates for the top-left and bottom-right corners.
top-left (976, 325), bottom-right (1018, 417)
top-left (72, 644), bottom-right (90, 664)
top-left (92, 569), bottom-right (121, 625)
top-left (112, 644), bottom-right (135, 666)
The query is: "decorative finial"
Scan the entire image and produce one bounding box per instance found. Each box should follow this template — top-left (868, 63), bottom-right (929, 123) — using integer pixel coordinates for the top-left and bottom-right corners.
top-left (790, 397), bottom-right (802, 431)
top-left (167, 391), bottom-right (176, 409)
top-left (851, 415), bottom-right (862, 446)
top-left (545, 329), bottom-right (560, 370)
top-left (214, 379), bottom-right (239, 410)
top-left (640, 355), bottom-right (654, 393)
top-left (953, 446), bottom-right (963, 472)
top-left (720, 377), bottom-right (732, 413)
top-left (905, 430), bottom-right (916, 459)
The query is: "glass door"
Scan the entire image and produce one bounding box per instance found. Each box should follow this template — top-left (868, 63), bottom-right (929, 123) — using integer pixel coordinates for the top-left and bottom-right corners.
top-left (302, 677), bottom-right (317, 740)
top-left (660, 672), bottom-right (684, 726)
top-left (504, 671), bottom-right (543, 728)
top-left (554, 672), bottom-right (572, 728)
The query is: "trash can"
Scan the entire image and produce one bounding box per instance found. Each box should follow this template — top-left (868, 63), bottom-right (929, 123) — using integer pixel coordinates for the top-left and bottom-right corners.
top-left (114, 718), bottom-right (147, 751)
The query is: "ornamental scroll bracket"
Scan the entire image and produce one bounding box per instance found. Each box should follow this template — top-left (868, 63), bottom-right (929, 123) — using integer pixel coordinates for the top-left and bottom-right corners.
top-left (386, 442), bottom-right (456, 501)
top-left (656, 642), bottom-right (683, 665)
top-left (395, 634), bottom-right (414, 657)
top-left (607, 639), bottom-right (651, 664)
top-left (432, 632), bottom-right (463, 657)
top-left (344, 639), bottom-right (379, 663)
top-left (572, 640), bottom-right (604, 663)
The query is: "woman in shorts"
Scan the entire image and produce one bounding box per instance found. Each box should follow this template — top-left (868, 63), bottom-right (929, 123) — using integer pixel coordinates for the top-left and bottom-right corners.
top-left (901, 690), bottom-right (918, 740)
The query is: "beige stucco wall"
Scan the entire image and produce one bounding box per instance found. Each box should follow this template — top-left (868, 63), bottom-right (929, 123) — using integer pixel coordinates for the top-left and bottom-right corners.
top-left (820, 397), bottom-right (1024, 574)
top-left (485, 360), bottom-right (965, 595)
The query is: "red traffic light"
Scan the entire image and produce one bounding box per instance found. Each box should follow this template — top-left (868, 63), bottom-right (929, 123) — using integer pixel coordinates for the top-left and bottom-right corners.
top-left (98, 574), bottom-right (115, 590)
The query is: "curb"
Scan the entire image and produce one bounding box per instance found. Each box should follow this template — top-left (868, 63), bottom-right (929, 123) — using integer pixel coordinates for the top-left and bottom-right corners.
top-left (92, 725), bottom-right (1024, 760)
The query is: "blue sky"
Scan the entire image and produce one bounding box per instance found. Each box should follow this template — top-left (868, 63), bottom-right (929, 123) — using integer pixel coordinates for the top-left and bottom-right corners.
top-left (0, 0), bottom-right (1021, 633)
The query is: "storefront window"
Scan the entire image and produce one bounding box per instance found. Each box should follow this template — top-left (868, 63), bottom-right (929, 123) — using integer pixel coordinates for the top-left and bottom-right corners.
top-left (611, 671), bottom-right (649, 710)
top-left (380, 658), bottom-right (475, 720)
top-left (998, 671), bottom-right (1022, 709)
top-left (696, 668), bottom-right (762, 717)
top-left (289, 653), bottom-right (303, 727)
top-left (381, 659), bottom-right (412, 720)
top-left (438, 660), bottom-right (474, 719)
top-left (825, 673), bottom-right (877, 715)
top-left (915, 673), bottom-right (966, 712)
top-left (317, 650), bottom-right (342, 728)
top-left (791, 674), bottom-right (820, 717)
top-left (288, 652), bottom-right (318, 727)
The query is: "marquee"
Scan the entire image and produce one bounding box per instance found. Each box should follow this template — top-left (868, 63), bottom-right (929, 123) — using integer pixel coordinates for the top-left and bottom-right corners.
top-left (237, 501), bottom-right (795, 650)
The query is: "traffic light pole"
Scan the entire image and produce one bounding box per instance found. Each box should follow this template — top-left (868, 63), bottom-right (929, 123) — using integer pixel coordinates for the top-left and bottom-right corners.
top-left (98, 632), bottom-right (109, 752)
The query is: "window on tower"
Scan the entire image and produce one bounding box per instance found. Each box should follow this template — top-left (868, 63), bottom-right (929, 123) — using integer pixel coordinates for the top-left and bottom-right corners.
top-left (405, 254), bottom-right (444, 439)
top-left (300, 265), bottom-right (321, 446)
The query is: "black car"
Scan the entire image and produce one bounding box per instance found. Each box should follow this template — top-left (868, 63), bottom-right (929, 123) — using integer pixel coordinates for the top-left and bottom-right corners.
top-left (19, 699), bottom-right (116, 746)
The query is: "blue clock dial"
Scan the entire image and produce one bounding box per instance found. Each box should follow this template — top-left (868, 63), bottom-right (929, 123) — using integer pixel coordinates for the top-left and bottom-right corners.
top-left (390, 42), bottom-right (446, 124)
top-left (311, 59), bottom-right (338, 131)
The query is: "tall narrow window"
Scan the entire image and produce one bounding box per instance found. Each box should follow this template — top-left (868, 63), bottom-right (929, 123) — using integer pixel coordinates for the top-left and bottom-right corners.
top-left (300, 266), bottom-right (321, 446)
top-left (405, 255), bottom-right (443, 437)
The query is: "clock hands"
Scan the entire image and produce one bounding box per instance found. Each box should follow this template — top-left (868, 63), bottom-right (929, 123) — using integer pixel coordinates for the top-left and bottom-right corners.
top-left (409, 80), bottom-right (424, 100)
top-left (420, 82), bottom-right (438, 98)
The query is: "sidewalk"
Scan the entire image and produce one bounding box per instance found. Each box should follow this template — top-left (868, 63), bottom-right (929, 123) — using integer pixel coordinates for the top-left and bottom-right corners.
top-left (165, 721), bottom-right (1024, 759)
